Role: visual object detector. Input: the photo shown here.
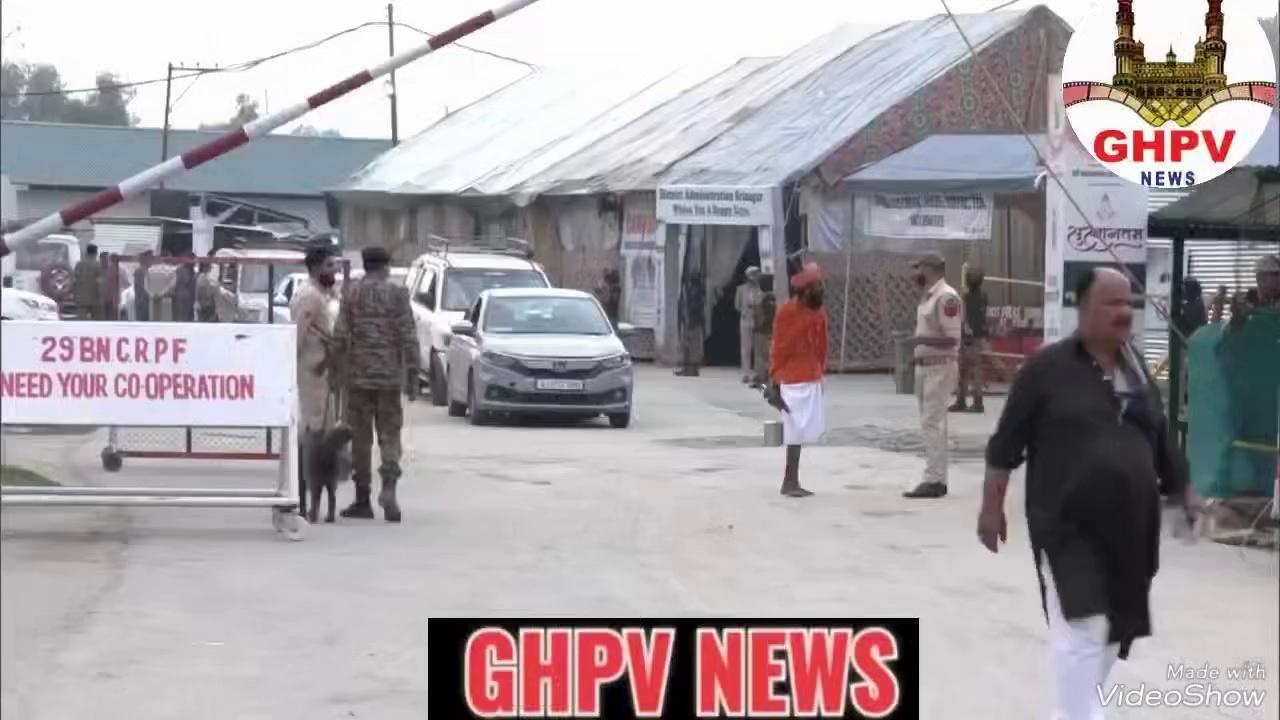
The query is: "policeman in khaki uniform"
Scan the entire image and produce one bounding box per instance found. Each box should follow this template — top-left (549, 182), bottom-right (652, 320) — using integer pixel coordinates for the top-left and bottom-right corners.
top-left (904, 253), bottom-right (963, 499)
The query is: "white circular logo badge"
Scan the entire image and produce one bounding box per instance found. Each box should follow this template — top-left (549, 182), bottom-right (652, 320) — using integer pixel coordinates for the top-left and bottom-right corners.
top-left (1062, 0), bottom-right (1277, 188)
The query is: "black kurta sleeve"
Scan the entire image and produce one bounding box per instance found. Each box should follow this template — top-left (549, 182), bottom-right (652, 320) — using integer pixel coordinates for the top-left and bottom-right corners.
top-left (986, 352), bottom-right (1046, 471)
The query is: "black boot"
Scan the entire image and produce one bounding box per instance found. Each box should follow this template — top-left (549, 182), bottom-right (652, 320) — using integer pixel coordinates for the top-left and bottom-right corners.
top-left (378, 474), bottom-right (401, 523)
top-left (340, 485), bottom-right (375, 519)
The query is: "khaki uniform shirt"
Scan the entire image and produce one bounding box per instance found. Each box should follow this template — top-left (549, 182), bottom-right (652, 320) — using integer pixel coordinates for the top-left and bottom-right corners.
top-left (290, 279), bottom-right (339, 430)
top-left (914, 278), bottom-right (963, 360)
top-left (735, 282), bottom-right (762, 328)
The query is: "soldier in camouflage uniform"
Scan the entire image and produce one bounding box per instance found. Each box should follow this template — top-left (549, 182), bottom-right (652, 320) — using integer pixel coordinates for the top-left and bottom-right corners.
top-left (332, 247), bottom-right (421, 522)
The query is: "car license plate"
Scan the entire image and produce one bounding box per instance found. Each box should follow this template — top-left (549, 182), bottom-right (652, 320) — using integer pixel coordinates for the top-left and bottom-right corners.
top-left (536, 379), bottom-right (585, 392)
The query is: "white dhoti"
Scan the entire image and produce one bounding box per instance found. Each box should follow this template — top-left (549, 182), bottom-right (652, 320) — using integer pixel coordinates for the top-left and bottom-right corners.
top-left (1042, 551), bottom-right (1119, 720)
top-left (780, 382), bottom-right (826, 446)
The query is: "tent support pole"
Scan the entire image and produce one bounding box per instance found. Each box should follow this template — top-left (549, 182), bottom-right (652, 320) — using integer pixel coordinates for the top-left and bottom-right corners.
top-left (1168, 235), bottom-right (1186, 452)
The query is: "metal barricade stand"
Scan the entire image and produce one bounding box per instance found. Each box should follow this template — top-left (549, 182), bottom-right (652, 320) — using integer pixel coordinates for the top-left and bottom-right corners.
top-left (98, 254), bottom-right (298, 473)
top-left (0, 316), bottom-right (307, 539)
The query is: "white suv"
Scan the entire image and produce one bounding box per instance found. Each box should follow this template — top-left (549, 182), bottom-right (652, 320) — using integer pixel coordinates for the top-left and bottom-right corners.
top-left (406, 247), bottom-right (550, 406)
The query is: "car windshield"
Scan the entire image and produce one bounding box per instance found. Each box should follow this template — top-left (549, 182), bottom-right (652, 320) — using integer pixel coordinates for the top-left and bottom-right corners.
top-left (14, 243), bottom-right (71, 271)
top-left (239, 263), bottom-right (298, 294)
top-left (442, 268), bottom-right (545, 311)
top-left (484, 296), bottom-right (612, 336)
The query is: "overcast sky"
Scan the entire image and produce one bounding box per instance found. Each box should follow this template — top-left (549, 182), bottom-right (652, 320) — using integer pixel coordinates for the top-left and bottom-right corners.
top-left (2, 0), bottom-right (1276, 139)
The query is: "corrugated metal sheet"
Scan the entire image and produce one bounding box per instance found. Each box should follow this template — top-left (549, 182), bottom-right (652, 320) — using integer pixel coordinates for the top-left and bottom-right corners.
top-left (0, 121), bottom-right (389, 197)
top-left (658, 9), bottom-right (1050, 188)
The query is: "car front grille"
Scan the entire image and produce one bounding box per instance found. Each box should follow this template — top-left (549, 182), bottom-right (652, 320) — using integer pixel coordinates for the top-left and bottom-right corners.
top-left (486, 386), bottom-right (628, 406)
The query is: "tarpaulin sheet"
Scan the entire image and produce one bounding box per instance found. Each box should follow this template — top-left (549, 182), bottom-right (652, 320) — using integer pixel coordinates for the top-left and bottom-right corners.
top-left (332, 61), bottom-right (735, 200)
top-left (521, 24), bottom-right (883, 197)
top-left (842, 133), bottom-right (1049, 193)
top-left (657, 10), bottom-right (1035, 189)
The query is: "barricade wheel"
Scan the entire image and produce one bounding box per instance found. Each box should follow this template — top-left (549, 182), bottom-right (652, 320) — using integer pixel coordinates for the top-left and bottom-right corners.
top-left (100, 448), bottom-right (123, 472)
top-left (272, 508), bottom-right (306, 541)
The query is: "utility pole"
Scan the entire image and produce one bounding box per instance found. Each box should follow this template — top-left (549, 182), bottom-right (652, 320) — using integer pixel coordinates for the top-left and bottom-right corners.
top-left (161, 62), bottom-right (220, 177)
top-left (387, 2), bottom-right (399, 145)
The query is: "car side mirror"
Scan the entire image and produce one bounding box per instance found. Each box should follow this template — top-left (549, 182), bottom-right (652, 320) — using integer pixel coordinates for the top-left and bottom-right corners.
top-left (273, 293), bottom-right (288, 306)
top-left (616, 322), bottom-right (637, 336)
top-left (451, 321), bottom-right (476, 337)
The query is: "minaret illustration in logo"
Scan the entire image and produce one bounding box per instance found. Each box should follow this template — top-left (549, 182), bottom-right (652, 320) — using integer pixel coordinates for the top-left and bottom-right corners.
top-left (1063, 0), bottom-right (1275, 126)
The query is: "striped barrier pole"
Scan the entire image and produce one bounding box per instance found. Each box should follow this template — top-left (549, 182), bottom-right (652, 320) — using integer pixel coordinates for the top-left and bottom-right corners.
top-left (0, 0), bottom-right (542, 257)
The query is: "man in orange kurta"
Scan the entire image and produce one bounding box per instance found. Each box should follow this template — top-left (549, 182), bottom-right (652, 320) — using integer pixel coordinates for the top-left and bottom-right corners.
top-left (768, 263), bottom-right (829, 498)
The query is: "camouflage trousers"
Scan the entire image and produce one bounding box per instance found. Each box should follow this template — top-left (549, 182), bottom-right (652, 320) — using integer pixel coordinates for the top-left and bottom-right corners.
top-left (347, 387), bottom-right (404, 489)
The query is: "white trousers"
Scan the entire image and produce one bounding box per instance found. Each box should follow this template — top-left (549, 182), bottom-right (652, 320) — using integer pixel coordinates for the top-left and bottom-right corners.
top-left (740, 324), bottom-right (754, 376)
top-left (1042, 552), bottom-right (1120, 720)
top-left (915, 360), bottom-right (958, 486)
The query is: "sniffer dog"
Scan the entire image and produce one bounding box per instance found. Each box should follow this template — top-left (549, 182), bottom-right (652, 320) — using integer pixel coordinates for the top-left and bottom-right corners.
top-left (304, 423), bottom-right (353, 524)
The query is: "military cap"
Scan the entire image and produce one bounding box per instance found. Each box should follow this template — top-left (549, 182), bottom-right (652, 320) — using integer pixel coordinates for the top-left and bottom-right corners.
top-left (912, 252), bottom-right (946, 270)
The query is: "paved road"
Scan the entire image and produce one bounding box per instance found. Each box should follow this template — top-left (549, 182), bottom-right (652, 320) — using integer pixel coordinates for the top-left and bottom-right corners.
top-left (2, 367), bottom-right (1277, 719)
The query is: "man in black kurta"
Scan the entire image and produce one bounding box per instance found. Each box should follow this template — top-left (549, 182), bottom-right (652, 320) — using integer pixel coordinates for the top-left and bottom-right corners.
top-left (978, 268), bottom-right (1194, 720)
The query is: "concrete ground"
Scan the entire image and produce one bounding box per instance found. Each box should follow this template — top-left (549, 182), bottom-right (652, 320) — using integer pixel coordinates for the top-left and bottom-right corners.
top-left (2, 366), bottom-right (1277, 719)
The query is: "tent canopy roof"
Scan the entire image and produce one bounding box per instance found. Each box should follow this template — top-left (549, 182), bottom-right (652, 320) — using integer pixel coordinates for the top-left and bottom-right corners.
top-left (657, 7), bottom-right (1060, 189)
top-left (841, 133), bottom-right (1049, 193)
top-left (1148, 113), bottom-right (1280, 241)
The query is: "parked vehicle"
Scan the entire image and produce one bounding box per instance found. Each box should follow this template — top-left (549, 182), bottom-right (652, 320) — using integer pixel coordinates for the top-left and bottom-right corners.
top-left (1, 286), bottom-right (62, 321)
top-left (0, 234), bottom-right (80, 312)
top-left (445, 288), bottom-right (635, 428)
top-left (270, 267), bottom-right (406, 323)
top-left (406, 241), bottom-right (550, 406)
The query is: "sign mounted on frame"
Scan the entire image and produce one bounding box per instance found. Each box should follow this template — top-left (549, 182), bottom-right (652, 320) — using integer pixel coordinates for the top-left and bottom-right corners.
top-left (655, 185), bottom-right (774, 226)
top-left (862, 192), bottom-right (994, 241)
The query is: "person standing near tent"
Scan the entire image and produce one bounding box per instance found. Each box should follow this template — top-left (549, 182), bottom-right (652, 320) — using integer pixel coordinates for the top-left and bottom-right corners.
top-left (333, 247), bottom-right (420, 523)
top-left (734, 267), bottom-right (764, 383)
top-left (978, 267), bottom-right (1194, 720)
top-left (751, 273), bottom-right (777, 388)
top-left (952, 265), bottom-right (989, 414)
top-left (675, 270), bottom-right (706, 377)
top-left (768, 263), bottom-right (828, 498)
top-left (904, 252), bottom-right (963, 499)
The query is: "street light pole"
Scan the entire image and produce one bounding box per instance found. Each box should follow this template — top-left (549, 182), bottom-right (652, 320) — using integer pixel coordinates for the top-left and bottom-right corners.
top-left (388, 2), bottom-right (399, 145)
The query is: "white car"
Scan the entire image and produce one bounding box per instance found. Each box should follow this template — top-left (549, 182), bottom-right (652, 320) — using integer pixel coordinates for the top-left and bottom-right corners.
top-left (1, 286), bottom-right (62, 321)
top-left (405, 251), bottom-right (551, 406)
top-left (445, 288), bottom-right (635, 428)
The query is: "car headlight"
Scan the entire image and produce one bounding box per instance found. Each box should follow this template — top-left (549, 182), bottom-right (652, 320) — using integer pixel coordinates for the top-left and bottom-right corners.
top-left (481, 351), bottom-right (521, 369)
top-left (600, 353), bottom-right (632, 370)
top-left (20, 298), bottom-right (41, 310)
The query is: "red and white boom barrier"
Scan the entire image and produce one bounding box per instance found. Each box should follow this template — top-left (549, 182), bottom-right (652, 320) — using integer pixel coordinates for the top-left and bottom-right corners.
top-left (0, 0), bottom-right (542, 257)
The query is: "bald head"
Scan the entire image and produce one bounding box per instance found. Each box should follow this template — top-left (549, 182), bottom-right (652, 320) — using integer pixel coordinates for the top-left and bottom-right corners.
top-left (1078, 267), bottom-right (1135, 345)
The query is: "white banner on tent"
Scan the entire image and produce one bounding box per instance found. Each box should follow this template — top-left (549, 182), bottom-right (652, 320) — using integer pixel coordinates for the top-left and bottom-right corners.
top-left (862, 192), bottom-right (994, 240)
top-left (655, 185), bottom-right (774, 226)
top-left (620, 202), bottom-right (662, 329)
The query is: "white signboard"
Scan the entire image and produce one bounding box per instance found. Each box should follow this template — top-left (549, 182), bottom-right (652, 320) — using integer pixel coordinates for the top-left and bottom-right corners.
top-left (656, 186), bottom-right (774, 226)
top-left (1044, 73), bottom-right (1150, 343)
top-left (0, 322), bottom-right (297, 427)
top-left (620, 201), bottom-right (662, 329)
top-left (862, 192), bottom-right (994, 241)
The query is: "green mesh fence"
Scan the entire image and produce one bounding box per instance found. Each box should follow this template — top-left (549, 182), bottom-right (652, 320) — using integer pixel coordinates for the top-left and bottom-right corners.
top-left (1186, 307), bottom-right (1280, 499)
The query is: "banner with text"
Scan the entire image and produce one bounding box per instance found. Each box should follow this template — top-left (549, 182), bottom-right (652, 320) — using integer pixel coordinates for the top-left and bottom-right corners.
top-left (428, 618), bottom-right (920, 719)
top-left (862, 192), bottom-right (994, 241)
top-left (620, 200), bottom-right (663, 328)
top-left (656, 186), bottom-right (774, 226)
top-left (0, 321), bottom-right (296, 427)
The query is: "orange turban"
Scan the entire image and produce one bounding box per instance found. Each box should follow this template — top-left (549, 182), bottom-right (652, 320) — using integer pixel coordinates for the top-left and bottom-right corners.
top-left (791, 262), bottom-right (823, 290)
